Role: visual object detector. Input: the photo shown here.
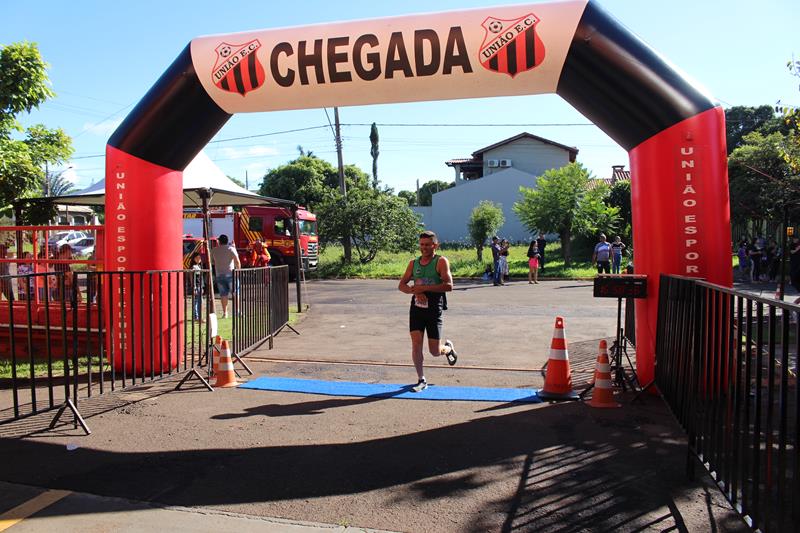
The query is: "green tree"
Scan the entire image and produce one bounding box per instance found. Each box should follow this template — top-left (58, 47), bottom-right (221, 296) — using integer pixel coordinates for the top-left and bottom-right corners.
top-left (514, 162), bottom-right (620, 266)
top-left (417, 179), bottom-right (453, 206)
top-left (259, 155), bottom-right (334, 208)
top-left (725, 105), bottom-right (787, 154)
top-left (397, 190), bottom-right (417, 206)
top-left (777, 59), bottom-right (800, 176)
top-left (605, 179), bottom-right (632, 240)
top-left (467, 200), bottom-right (504, 262)
top-left (261, 155), bottom-right (403, 263)
top-left (317, 186), bottom-right (420, 264)
top-left (0, 42), bottom-right (73, 213)
top-left (728, 131), bottom-right (797, 225)
top-left (369, 122), bottom-right (379, 190)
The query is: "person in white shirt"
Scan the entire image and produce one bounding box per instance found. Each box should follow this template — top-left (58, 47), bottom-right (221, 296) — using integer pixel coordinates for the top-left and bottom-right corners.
top-left (209, 234), bottom-right (240, 318)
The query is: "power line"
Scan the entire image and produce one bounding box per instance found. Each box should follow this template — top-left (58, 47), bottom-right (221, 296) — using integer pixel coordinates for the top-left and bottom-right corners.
top-left (207, 125), bottom-right (332, 144)
top-left (66, 121), bottom-right (613, 160)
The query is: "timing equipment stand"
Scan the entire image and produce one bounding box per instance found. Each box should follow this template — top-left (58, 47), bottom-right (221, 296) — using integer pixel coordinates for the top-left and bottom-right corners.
top-left (590, 274), bottom-right (647, 395)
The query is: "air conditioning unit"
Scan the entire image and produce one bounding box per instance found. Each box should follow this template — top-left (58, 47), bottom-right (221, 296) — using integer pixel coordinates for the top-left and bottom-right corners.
top-left (487, 159), bottom-right (499, 168)
top-left (499, 159), bottom-right (512, 168)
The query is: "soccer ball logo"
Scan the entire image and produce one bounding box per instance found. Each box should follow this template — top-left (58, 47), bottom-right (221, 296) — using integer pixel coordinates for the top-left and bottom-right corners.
top-left (220, 45), bottom-right (232, 58)
top-left (488, 20), bottom-right (504, 33)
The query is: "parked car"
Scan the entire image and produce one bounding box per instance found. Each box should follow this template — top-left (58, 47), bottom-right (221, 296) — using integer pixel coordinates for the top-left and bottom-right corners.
top-left (67, 236), bottom-right (94, 257)
top-left (50, 230), bottom-right (89, 251)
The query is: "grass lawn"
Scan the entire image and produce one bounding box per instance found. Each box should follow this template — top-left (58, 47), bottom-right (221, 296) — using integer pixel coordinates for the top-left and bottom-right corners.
top-left (315, 242), bottom-right (609, 279)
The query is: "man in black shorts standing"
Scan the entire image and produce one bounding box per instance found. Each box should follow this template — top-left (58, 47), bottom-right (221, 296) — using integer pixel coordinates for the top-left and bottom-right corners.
top-left (398, 230), bottom-right (458, 392)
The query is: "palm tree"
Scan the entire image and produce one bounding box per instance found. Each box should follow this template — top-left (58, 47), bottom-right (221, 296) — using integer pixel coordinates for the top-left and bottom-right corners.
top-left (41, 169), bottom-right (76, 197)
top-left (369, 122), bottom-right (379, 190)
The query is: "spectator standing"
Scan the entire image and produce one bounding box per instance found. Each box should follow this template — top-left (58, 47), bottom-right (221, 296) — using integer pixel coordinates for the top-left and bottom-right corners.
top-left (209, 234), bottom-right (241, 318)
top-left (526, 240), bottom-right (540, 284)
top-left (749, 240), bottom-right (763, 282)
top-left (490, 236), bottom-right (501, 286)
top-left (252, 240), bottom-right (271, 267)
top-left (766, 240), bottom-right (780, 282)
top-left (536, 233), bottom-right (547, 272)
top-left (498, 239), bottom-right (510, 284)
top-left (610, 236), bottom-right (627, 274)
top-left (737, 239), bottom-right (750, 282)
top-left (592, 234), bottom-right (612, 274)
top-left (190, 252), bottom-right (204, 322)
top-left (17, 252), bottom-right (33, 300)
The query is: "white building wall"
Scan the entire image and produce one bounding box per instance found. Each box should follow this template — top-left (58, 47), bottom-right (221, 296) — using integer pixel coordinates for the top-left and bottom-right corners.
top-left (411, 205), bottom-right (433, 228)
top-left (425, 168), bottom-right (539, 244)
top-left (482, 138), bottom-right (571, 178)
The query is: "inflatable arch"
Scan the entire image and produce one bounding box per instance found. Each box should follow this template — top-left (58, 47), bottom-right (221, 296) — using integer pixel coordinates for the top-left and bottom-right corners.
top-left (106, 0), bottom-right (732, 381)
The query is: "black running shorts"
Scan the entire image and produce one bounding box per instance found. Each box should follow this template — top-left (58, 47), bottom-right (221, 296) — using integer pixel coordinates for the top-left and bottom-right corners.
top-left (409, 305), bottom-right (443, 339)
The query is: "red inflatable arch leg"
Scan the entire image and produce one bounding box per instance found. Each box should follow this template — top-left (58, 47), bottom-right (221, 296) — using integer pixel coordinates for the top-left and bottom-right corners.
top-left (630, 107), bottom-right (732, 385)
top-left (105, 146), bottom-right (184, 374)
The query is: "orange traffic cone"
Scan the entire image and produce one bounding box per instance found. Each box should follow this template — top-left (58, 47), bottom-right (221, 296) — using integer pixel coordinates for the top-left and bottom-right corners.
top-left (214, 340), bottom-right (238, 388)
top-left (588, 340), bottom-right (621, 408)
top-left (211, 335), bottom-right (222, 377)
top-left (538, 317), bottom-right (579, 401)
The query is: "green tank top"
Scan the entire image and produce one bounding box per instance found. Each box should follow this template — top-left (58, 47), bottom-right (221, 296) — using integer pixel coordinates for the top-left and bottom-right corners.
top-left (413, 255), bottom-right (442, 285)
top-left (412, 255), bottom-right (447, 311)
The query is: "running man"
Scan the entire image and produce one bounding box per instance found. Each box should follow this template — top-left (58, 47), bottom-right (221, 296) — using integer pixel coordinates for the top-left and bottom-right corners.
top-left (398, 230), bottom-right (458, 392)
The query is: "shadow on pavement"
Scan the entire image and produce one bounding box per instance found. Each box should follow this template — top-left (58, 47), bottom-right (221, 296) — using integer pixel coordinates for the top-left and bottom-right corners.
top-left (0, 399), bottom-right (746, 531)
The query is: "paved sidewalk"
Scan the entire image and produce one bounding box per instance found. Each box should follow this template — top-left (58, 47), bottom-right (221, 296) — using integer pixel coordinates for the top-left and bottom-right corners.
top-left (0, 481), bottom-right (392, 532)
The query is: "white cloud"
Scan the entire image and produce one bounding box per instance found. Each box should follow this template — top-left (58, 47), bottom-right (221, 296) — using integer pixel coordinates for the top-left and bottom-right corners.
top-left (219, 145), bottom-right (279, 160)
top-left (60, 168), bottom-right (79, 184)
top-left (81, 118), bottom-right (123, 136)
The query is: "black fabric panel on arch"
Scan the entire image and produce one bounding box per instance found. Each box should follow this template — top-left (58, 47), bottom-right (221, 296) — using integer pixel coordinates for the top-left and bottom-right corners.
top-left (108, 45), bottom-right (232, 171)
top-left (556, 0), bottom-right (716, 151)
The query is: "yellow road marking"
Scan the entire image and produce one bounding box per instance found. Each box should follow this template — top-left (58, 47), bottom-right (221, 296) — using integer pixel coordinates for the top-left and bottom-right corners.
top-left (0, 490), bottom-right (71, 531)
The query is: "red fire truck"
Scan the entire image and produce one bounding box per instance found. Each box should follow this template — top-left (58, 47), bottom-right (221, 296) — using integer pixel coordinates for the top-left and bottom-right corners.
top-left (183, 206), bottom-right (318, 277)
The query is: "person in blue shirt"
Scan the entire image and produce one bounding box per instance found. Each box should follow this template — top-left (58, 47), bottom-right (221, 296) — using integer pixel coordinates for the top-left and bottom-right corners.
top-left (592, 234), bottom-right (612, 274)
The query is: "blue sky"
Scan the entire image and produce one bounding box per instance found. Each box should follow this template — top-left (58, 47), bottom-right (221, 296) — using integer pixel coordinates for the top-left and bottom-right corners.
top-left (3, 0), bottom-right (797, 193)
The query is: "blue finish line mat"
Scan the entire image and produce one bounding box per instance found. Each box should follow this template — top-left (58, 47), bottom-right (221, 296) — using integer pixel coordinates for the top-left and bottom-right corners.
top-left (239, 376), bottom-right (541, 403)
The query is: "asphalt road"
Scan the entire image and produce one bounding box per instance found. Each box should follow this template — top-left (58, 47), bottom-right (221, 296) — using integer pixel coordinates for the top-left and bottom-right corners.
top-left (0, 278), bottom-right (749, 532)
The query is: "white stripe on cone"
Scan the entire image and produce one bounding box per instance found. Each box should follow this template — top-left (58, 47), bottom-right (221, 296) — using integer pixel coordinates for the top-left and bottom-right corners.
top-left (595, 379), bottom-right (613, 389)
top-left (548, 349), bottom-right (568, 361)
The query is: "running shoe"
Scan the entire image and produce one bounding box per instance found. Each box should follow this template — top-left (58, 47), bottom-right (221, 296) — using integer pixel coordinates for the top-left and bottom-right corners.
top-left (445, 339), bottom-right (458, 366)
top-left (411, 378), bottom-right (428, 392)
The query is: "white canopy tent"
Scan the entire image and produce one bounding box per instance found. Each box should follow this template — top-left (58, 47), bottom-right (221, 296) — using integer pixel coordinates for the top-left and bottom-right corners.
top-left (50, 151), bottom-right (293, 208)
top-left (38, 151), bottom-right (304, 311)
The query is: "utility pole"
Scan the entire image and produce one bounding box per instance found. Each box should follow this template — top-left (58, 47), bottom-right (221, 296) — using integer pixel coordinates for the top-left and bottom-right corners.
top-left (334, 107), bottom-right (351, 262)
top-left (245, 170), bottom-right (249, 191)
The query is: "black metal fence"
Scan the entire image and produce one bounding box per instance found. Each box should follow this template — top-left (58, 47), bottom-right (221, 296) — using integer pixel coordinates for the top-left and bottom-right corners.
top-left (0, 265), bottom-right (291, 432)
top-left (655, 274), bottom-right (800, 532)
top-left (231, 265), bottom-right (289, 356)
